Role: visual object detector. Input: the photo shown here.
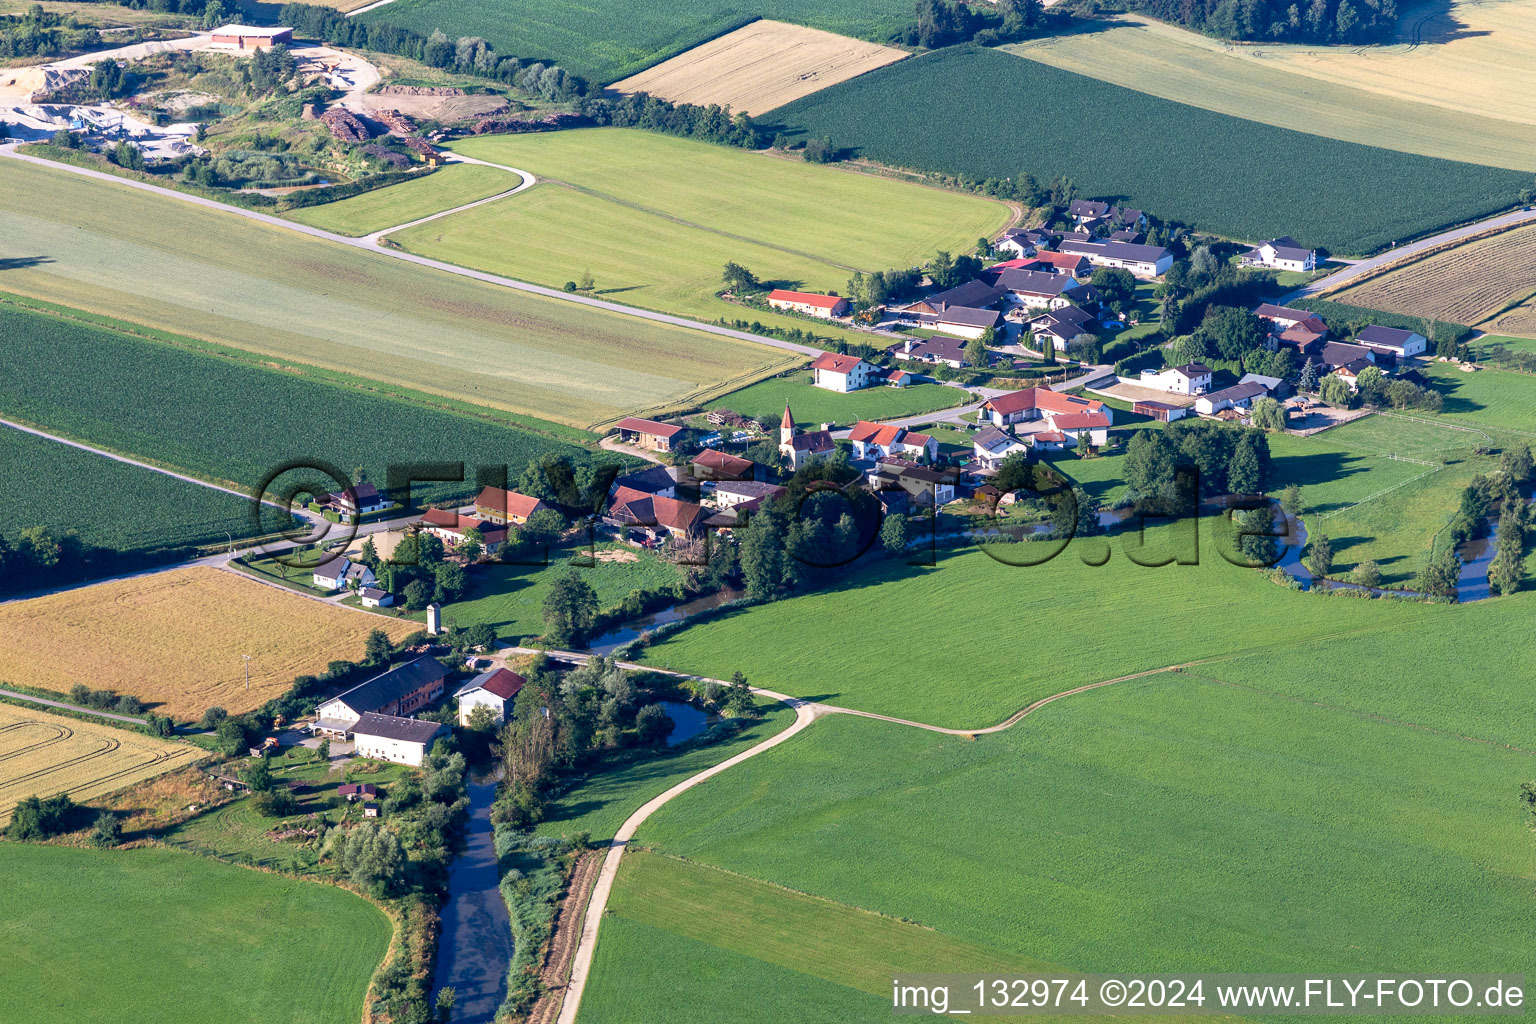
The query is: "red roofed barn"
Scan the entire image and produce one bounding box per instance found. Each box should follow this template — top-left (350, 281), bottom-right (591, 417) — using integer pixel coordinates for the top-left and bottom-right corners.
top-left (767, 289), bottom-right (850, 319)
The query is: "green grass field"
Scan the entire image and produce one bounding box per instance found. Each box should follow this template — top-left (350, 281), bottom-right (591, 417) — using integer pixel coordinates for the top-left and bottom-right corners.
top-left (705, 371), bottom-right (966, 426)
top-left (357, 0), bottom-right (914, 84)
top-left (444, 543), bottom-right (685, 643)
top-left (763, 45), bottom-right (1529, 254)
top-left (533, 698), bottom-right (795, 842)
top-left (0, 301), bottom-right (600, 506)
top-left (0, 426), bottom-right (265, 553)
top-left (0, 843), bottom-right (391, 1024)
top-left (640, 527), bottom-right (1439, 726)
top-left (1004, 16), bottom-right (1536, 172)
top-left (387, 130), bottom-right (1011, 344)
top-left (284, 164), bottom-right (522, 236)
top-left (1422, 362), bottom-right (1536, 437)
top-left (0, 158), bottom-right (795, 427)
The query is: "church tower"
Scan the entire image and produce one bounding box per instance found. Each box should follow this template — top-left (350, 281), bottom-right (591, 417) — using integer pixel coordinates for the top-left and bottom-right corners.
top-left (779, 403), bottom-right (795, 447)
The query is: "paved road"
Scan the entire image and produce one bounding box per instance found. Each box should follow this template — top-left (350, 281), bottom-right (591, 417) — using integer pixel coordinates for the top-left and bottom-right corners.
top-left (0, 686), bottom-right (149, 725)
top-left (1285, 206), bottom-right (1536, 301)
top-left (0, 144), bottom-right (823, 361)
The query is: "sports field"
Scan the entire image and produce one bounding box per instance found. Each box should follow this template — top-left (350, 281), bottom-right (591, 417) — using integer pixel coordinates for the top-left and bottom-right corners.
top-left (0, 568), bottom-right (415, 719)
top-left (1005, 13), bottom-right (1536, 171)
top-left (764, 45), bottom-right (1529, 254)
top-left (284, 163), bottom-right (523, 236)
top-left (0, 705), bottom-right (200, 824)
top-left (0, 158), bottom-right (793, 428)
top-left (1332, 223), bottom-right (1536, 326)
top-left (389, 130), bottom-right (1010, 342)
top-left (0, 844), bottom-right (391, 1024)
top-left (705, 371), bottom-right (966, 426)
top-left (0, 299), bottom-right (598, 506)
top-left (357, 0), bottom-right (914, 84)
top-left (611, 20), bottom-right (907, 116)
top-left (0, 425), bottom-right (261, 555)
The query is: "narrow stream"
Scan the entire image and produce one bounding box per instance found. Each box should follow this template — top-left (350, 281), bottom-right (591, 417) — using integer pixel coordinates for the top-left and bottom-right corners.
top-left (432, 772), bottom-right (511, 1024)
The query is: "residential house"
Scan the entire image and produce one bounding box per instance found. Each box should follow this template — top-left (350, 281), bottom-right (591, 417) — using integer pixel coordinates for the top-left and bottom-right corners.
top-left (1031, 430), bottom-right (1069, 452)
top-left (992, 268), bottom-right (1085, 309)
top-left (1132, 400), bottom-right (1189, 423)
top-left (994, 227), bottom-right (1047, 258)
top-left (609, 465), bottom-right (678, 499)
top-left (1253, 303), bottom-right (1313, 330)
top-left (1239, 236), bottom-right (1317, 272)
top-left (810, 351), bottom-right (878, 392)
top-left (884, 368), bottom-right (928, 387)
top-left (778, 405), bottom-right (835, 470)
top-left (420, 508), bottom-right (508, 555)
top-left (932, 306), bottom-right (1000, 341)
top-left (971, 426), bottom-right (1031, 470)
top-left (1194, 380), bottom-right (1270, 415)
top-left (712, 480), bottom-right (786, 511)
top-left (867, 461), bottom-right (958, 507)
top-left (311, 554), bottom-right (375, 592)
top-left (978, 387), bottom-right (1112, 428)
top-left (1068, 199), bottom-right (1112, 226)
top-left (1319, 341), bottom-right (1375, 371)
top-left (1333, 360), bottom-right (1375, 391)
top-left (1050, 411), bottom-right (1110, 446)
top-left (847, 421), bottom-right (936, 463)
top-left (896, 334), bottom-right (973, 368)
top-left (359, 587), bottom-right (393, 608)
top-left (1057, 238), bottom-right (1173, 278)
top-left (314, 654), bottom-right (448, 736)
top-left (689, 449), bottom-right (757, 481)
top-left (607, 486), bottom-right (712, 542)
top-left (767, 289), bottom-right (850, 319)
top-left (350, 712), bottom-right (446, 767)
top-left (327, 481), bottom-right (389, 519)
top-left (1355, 325), bottom-right (1427, 358)
top-left (1274, 316), bottom-right (1329, 357)
top-left (902, 278), bottom-right (1005, 315)
top-left (1028, 305), bottom-right (1097, 351)
top-left (1031, 251), bottom-right (1093, 276)
top-left (1139, 362), bottom-right (1213, 395)
top-left (613, 416), bottom-right (686, 452)
top-left (472, 487), bottom-right (548, 525)
top-left (454, 667), bottom-right (526, 725)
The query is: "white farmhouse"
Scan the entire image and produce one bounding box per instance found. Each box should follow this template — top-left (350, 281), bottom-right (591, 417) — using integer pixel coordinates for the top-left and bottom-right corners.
top-left (351, 713), bottom-right (446, 767)
top-left (453, 667), bottom-right (526, 726)
top-left (809, 352), bottom-right (877, 392)
top-left (1239, 237), bottom-right (1317, 272)
top-left (1139, 362), bottom-right (1213, 395)
top-left (1355, 325), bottom-right (1427, 358)
top-left (1057, 238), bottom-right (1173, 278)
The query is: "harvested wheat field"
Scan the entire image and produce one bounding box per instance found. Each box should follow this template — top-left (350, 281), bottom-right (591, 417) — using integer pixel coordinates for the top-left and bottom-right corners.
top-left (0, 705), bottom-right (200, 824)
top-left (0, 568), bottom-right (414, 719)
top-left (611, 20), bottom-right (907, 115)
top-left (1334, 223), bottom-right (1536, 326)
top-left (1485, 299), bottom-right (1536, 339)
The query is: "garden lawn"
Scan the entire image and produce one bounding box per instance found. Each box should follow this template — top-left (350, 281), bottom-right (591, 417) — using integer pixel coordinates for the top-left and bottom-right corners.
top-left (762, 45), bottom-right (1528, 255)
top-left (705, 371), bottom-right (966, 426)
top-left (533, 698), bottom-right (795, 842)
top-left (358, 0), bottom-right (915, 84)
top-left (284, 163), bottom-right (522, 236)
top-left (445, 543), bottom-right (685, 643)
top-left (0, 426), bottom-right (264, 554)
top-left (0, 159), bottom-right (793, 428)
top-left (639, 526), bottom-right (1437, 727)
top-left (0, 299), bottom-right (603, 506)
top-left (0, 844), bottom-right (391, 1024)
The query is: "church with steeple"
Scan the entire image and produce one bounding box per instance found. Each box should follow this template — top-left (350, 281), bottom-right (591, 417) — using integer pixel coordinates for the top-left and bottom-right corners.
top-left (777, 403), bottom-right (835, 470)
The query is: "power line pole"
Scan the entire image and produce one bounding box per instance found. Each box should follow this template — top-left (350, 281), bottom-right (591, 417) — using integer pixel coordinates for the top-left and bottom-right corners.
top-left (242, 654), bottom-right (252, 693)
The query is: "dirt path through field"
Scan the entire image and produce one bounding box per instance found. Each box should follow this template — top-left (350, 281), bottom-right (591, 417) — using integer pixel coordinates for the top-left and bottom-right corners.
top-left (527, 850), bottom-right (603, 1024)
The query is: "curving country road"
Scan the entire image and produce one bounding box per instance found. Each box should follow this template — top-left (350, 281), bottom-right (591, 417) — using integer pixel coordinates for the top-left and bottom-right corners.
top-left (0, 144), bottom-right (824, 359)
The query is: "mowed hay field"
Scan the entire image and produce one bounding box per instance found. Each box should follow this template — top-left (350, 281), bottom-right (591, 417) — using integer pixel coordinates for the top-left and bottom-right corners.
top-left (0, 568), bottom-right (415, 718)
top-left (1005, 14), bottom-right (1536, 171)
top-left (764, 45), bottom-right (1529, 254)
top-left (284, 162), bottom-right (522, 236)
top-left (0, 705), bottom-right (200, 824)
top-left (389, 129), bottom-right (1010, 334)
top-left (1, 844), bottom-right (391, 1024)
top-left (1332, 223), bottom-right (1536, 327)
top-left (611, 20), bottom-right (907, 116)
top-left (0, 158), bottom-right (793, 427)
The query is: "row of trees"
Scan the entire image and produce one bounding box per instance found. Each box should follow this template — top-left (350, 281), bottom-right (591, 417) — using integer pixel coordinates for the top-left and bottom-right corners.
top-left (1123, 421), bottom-right (1272, 507)
top-left (896, 0), bottom-right (1051, 48)
top-left (577, 93), bottom-right (761, 149)
top-left (1111, 0), bottom-right (1398, 45)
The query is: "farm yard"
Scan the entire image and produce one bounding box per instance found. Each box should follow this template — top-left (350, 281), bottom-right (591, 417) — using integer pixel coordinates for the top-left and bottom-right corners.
top-left (1331, 223), bottom-right (1536, 329)
top-left (610, 20), bottom-right (908, 116)
top-left (704, 371), bottom-right (966, 426)
top-left (0, 568), bottom-right (416, 719)
top-left (1004, 14), bottom-right (1536, 172)
top-left (762, 45), bottom-right (1530, 255)
top-left (357, 0), bottom-right (915, 84)
top-left (283, 163), bottom-right (523, 236)
top-left (0, 425), bottom-right (264, 556)
top-left (0, 300), bottom-right (603, 507)
top-left (387, 129), bottom-right (1011, 342)
top-left (0, 844), bottom-right (391, 1024)
top-left (0, 705), bottom-right (200, 824)
top-left (0, 159), bottom-right (794, 428)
